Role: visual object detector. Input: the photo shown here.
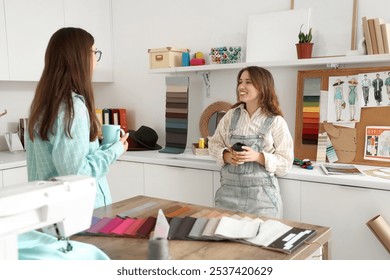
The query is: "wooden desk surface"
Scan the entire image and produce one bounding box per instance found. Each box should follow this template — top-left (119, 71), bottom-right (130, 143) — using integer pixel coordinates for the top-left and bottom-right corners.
top-left (72, 196), bottom-right (331, 260)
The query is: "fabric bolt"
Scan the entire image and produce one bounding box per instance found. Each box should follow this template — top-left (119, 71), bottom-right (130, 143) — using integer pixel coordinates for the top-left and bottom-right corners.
top-left (25, 92), bottom-right (124, 209)
top-left (188, 217), bottom-right (209, 240)
top-left (86, 217), bottom-right (112, 234)
top-left (167, 217), bottom-right (184, 240)
top-left (99, 217), bottom-right (125, 234)
top-left (110, 218), bottom-right (137, 235)
top-left (123, 218), bottom-right (147, 236)
top-left (159, 76), bottom-right (189, 154)
top-left (172, 216), bottom-right (197, 240)
top-left (136, 216), bottom-right (157, 238)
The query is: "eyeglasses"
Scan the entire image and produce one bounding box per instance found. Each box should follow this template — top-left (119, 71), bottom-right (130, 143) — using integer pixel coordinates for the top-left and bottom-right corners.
top-left (92, 50), bottom-right (102, 62)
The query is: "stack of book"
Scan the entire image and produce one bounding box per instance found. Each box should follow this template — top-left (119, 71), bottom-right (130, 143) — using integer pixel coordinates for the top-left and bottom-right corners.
top-left (362, 16), bottom-right (390, 55)
top-left (96, 108), bottom-right (128, 132)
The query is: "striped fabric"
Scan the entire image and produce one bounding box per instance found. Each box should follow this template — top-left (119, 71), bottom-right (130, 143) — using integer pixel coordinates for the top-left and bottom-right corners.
top-left (159, 76), bottom-right (189, 154)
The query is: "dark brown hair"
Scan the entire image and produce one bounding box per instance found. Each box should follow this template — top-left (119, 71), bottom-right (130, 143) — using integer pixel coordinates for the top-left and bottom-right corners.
top-left (28, 27), bottom-right (100, 141)
top-left (234, 66), bottom-right (283, 117)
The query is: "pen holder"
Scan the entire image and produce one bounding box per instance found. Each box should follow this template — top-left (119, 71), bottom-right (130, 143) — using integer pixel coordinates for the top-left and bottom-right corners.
top-left (192, 143), bottom-right (209, 156)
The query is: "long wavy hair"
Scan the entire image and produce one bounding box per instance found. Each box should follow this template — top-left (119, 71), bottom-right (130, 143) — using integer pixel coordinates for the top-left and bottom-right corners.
top-left (28, 27), bottom-right (100, 141)
top-left (233, 66), bottom-right (283, 117)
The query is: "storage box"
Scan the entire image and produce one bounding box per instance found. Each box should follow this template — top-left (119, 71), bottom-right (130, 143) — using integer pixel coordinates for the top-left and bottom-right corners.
top-left (148, 47), bottom-right (189, 69)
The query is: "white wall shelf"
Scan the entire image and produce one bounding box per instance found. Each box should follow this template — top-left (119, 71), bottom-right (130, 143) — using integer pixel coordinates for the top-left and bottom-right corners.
top-left (149, 54), bottom-right (390, 74)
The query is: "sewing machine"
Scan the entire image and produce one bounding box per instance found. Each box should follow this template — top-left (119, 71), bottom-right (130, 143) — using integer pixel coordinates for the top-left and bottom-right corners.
top-left (0, 175), bottom-right (96, 259)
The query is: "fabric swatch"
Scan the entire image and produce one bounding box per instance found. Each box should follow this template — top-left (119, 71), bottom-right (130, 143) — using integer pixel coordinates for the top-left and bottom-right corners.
top-left (214, 216), bottom-right (262, 239)
top-left (167, 217), bottom-right (183, 240)
top-left (165, 206), bottom-right (191, 218)
top-left (110, 218), bottom-right (136, 235)
top-left (188, 217), bottom-right (209, 240)
top-left (86, 217), bottom-right (112, 234)
top-left (123, 218), bottom-right (146, 237)
top-left (136, 216), bottom-right (157, 238)
top-left (117, 201), bottom-right (158, 218)
top-left (201, 217), bottom-right (223, 240)
top-left (172, 216), bottom-right (197, 240)
top-left (99, 217), bottom-right (125, 234)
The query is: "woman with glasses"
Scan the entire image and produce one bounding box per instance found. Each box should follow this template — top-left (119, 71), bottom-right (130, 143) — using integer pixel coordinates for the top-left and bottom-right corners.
top-left (20, 27), bottom-right (129, 260)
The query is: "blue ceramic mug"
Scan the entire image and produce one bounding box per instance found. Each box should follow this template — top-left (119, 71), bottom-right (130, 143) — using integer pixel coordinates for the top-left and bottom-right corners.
top-left (102, 124), bottom-right (125, 145)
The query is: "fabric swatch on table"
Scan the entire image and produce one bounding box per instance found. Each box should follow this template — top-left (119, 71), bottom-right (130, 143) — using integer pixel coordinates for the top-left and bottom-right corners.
top-left (165, 206), bottom-right (191, 218)
top-left (136, 216), bottom-right (157, 238)
top-left (188, 217), bottom-right (209, 240)
top-left (117, 201), bottom-right (158, 218)
top-left (159, 76), bottom-right (189, 154)
top-left (214, 216), bottom-right (263, 239)
top-left (204, 210), bottom-right (222, 218)
top-left (110, 218), bottom-right (137, 235)
top-left (172, 216), bottom-right (197, 240)
top-left (201, 217), bottom-right (223, 241)
top-left (123, 218), bottom-right (146, 237)
top-left (162, 205), bottom-right (182, 216)
top-left (99, 217), bottom-right (125, 234)
top-left (167, 217), bottom-right (183, 240)
top-left (190, 209), bottom-right (212, 218)
top-left (91, 216), bottom-right (101, 227)
top-left (86, 217), bottom-right (112, 234)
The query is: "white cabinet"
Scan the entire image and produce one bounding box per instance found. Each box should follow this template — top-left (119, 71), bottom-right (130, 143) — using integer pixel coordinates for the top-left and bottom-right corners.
top-left (64, 0), bottom-right (113, 82)
top-left (2, 166), bottom-right (27, 187)
top-left (300, 181), bottom-right (390, 260)
top-left (2, 0), bottom-right (113, 81)
top-left (144, 164), bottom-right (214, 207)
top-left (0, 0), bottom-right (8, 80)
top-left (106, 160), bottom-right (144, 203)
top-left (278, 178), bottom-right (301, 221)
top-left (4, 0), bottom-right (64, 81)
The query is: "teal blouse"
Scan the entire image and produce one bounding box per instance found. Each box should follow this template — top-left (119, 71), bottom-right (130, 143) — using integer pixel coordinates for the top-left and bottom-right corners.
top-left (26, 92), bottom-right (124, 209)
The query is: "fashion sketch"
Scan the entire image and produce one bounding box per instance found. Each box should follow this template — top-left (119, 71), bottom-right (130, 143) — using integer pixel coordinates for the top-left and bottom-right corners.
top-left (358, 72), bottom-right (390, 107)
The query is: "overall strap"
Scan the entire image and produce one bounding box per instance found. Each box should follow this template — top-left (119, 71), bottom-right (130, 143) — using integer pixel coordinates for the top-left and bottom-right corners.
top-left (229, 107), bottom-right (241, 133)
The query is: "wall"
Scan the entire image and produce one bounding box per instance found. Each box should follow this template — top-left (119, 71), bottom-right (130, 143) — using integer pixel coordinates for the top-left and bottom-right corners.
top-left (0, 0), bottom-right (388, 151)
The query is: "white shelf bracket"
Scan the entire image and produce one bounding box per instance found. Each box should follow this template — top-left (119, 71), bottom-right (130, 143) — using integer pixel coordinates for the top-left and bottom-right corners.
top-left (201, 71), bottom-right (211, 98)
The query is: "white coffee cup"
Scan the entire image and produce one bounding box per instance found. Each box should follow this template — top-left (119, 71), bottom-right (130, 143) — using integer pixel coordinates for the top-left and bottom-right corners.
top-left (102, 124), bottom-right (125, 145)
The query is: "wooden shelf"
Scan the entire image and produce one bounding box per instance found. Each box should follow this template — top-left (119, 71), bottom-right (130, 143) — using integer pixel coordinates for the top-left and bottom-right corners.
top-left (149, 54), bottom-right (390, 74)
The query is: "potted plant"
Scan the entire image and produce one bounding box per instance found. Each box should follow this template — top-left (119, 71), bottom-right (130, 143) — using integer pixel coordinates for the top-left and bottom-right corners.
top-left (296, 24), bottom-right (313, 59)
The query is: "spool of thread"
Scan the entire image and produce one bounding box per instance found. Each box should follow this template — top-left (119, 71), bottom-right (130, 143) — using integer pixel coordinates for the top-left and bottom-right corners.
top-left (198, 138), bottom-right (205, 149)
top-left (148, 238), bottom-right (170, 260)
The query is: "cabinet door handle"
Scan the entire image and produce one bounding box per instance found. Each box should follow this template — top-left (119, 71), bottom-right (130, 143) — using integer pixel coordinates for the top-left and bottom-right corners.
top-left (155, 55), bottom-right (163, 61)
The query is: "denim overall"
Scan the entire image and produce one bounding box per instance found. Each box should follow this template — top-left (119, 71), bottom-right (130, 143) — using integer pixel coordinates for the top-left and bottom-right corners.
top-left (215, 108), bottom-right (282, 218)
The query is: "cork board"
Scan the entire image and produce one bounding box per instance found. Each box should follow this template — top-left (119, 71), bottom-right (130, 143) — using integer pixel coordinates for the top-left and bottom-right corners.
top-left (295, 66), bottom-right (390, 166)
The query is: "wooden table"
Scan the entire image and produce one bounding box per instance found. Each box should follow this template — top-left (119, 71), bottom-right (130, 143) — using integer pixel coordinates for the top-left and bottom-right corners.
top-left (72, 195), bottom-right (331, 260)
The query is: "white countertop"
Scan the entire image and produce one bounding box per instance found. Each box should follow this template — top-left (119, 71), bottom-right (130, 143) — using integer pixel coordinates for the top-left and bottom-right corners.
top-left (1, 149), bottom-right (389, 192)
top-left (120, 149), bottom-right (390, 191)
top-left (0, 151), bottom-right (27, 169)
